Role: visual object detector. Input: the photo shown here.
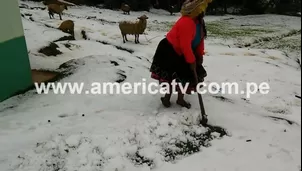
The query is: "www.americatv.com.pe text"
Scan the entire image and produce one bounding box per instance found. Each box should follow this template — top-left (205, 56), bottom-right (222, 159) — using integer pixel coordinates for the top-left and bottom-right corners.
top-left (34, 79), bottom-right (270, 98)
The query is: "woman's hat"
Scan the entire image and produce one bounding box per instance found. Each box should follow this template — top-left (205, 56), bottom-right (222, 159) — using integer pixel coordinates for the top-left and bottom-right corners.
top-left (180, 0), bottom-right (212, 18)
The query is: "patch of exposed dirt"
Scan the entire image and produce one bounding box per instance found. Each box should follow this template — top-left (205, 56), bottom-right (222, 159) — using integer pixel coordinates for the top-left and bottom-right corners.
top-left (38, 42), bottom-right (62, 56)
top-left (54, 36), bottom-right (75, 42)
top-left (31, 69), bottom-right (60, 84)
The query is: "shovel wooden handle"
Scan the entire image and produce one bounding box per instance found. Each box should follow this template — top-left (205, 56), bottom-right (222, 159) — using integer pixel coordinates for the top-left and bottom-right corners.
top-left (197, 92), bottom-right (207, 117)
top-left (193, 67), bottom-right (207, 118)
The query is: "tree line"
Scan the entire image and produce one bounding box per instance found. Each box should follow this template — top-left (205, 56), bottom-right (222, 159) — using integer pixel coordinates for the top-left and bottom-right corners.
top-left (38, 0), bottom-right (302, 16)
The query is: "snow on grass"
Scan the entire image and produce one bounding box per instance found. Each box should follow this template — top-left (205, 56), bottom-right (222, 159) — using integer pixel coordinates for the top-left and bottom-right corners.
top-left (204, 14), bottom-right (301, 61)
top-left (7, 103), bottom-right (226, 171)
top-left (0, 1), bottom-right (301, 171)
top-left (226, 14), bottom-right (301, 30)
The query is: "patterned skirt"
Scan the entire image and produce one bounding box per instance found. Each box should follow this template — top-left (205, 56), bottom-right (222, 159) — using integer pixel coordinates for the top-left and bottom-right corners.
top-left (149, 38), bottom-right (207, 94)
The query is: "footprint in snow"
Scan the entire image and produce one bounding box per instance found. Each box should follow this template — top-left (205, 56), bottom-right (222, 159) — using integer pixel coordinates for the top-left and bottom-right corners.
top-left (58, 114), bottom-right (69, 118)
top-left (243, 52), bottom-right (257, 56)
top-left (265, 61), bottom-right (280, 67)
top-left (241, 98), bottom-right (250, 103)
top-left (212, 95), bottom-right (234, 103)
top-left (265, 107), bottom-right (289, 115)
top-left (118, 57), bottom-right (126, 62)
top-left (266, 116), bottom-right (298, 126)
top-left (115, 71), bottom-right (127, 83)
top-left (110, 60), bottom-right (119, 66)
top-left (220, 52), bottom-right (236, 56)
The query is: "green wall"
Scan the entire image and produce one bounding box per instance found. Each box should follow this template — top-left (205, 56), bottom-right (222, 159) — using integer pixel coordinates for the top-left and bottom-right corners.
top-left (0, 0), bottom-right (32, 102)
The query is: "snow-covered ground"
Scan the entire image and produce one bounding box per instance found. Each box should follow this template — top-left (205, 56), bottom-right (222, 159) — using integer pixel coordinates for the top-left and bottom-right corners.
top-left (0, 1), bottom-right (301, 171)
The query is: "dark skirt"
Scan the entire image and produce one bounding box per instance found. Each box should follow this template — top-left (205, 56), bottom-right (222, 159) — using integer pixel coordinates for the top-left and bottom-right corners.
top-left (149, 38), bottom-right (207, 93)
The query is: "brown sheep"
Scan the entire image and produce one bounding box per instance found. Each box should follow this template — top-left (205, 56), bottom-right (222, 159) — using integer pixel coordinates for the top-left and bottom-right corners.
top-left (48, 4), bottom-right (67, 20)
top-left (121, 3), bottom-right (130, 15)
top-left (118, 15), bottom-right (149, 44)
top-left (58, 20), bottom-right (74, 36)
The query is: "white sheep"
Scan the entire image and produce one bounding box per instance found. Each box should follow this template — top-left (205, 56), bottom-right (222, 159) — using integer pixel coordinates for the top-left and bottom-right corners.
top-left (118, 15), bottom-right (149, 44)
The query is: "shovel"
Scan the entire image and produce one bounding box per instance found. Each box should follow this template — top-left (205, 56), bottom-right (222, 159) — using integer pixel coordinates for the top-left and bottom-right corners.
top-left (197, 91), bottom-right (208, 126)
top-left (193, 67), bottom-right (208, 126)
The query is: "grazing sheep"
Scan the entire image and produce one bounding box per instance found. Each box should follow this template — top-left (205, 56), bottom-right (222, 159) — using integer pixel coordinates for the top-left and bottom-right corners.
top-left (58, 20), bottom-right (74, 36)
top-left (48, 4), bottom-right (67, 20)
top-left (121, 3), bottom-right (130, 15)
top-left (118, 15), bottom-right (149, 44)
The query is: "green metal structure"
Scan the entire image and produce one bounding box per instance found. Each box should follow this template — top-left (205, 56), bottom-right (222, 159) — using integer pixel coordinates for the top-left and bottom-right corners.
top-left (0, 0), bottom-right (32, 102)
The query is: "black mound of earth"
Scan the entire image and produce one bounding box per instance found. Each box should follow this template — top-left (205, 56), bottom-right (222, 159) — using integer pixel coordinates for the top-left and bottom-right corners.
top-left (64, 43), bottom-right (71, 49)
top-left (54, 36), bottom-right (75, 42)
top-left (38, 42), bottom-right (62, 56)
top-left (110, 60), bottom-right (119, 66)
